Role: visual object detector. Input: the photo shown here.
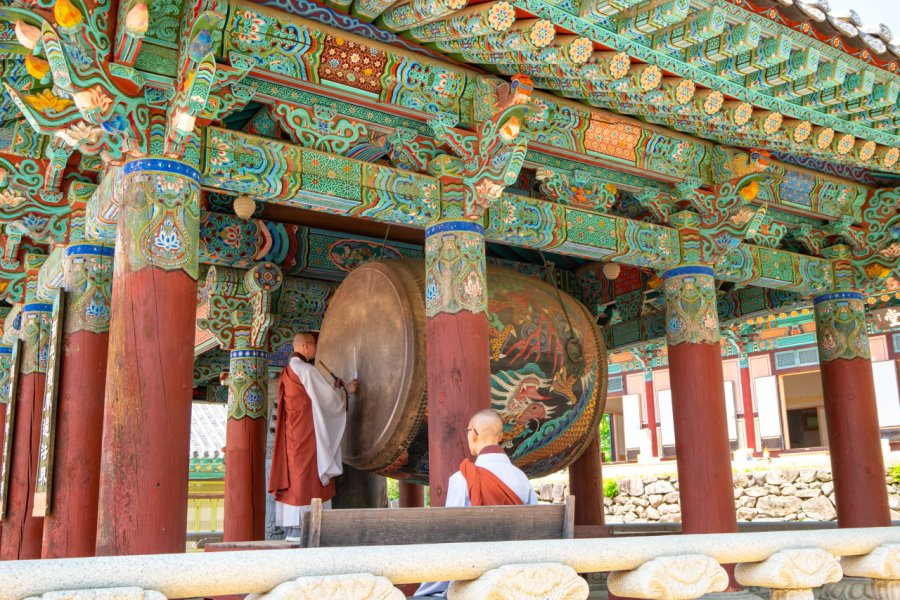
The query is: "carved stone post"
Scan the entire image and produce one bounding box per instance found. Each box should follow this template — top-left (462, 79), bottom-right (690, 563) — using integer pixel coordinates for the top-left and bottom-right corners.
top-left (842, 544), bottom-right (900, 600)
top-left (735, 548), bottom-right (842, 600)
top-left (814, 247), bottom-right (890, 528)
top-left (0, 300), bottom-right (51, 559)
top-left (247, 573), bottom-right (404, 600)
top-left (42, 244), bottom-right (114, 558)
top-left (96, 158), bottom-right (201, 556)
top-left (449, 563), bottom-right (590, 600)
top-left (609, 555), bottom-right (729, 600)
top-left (425, 219), bottom-right (491, 506)
top-left (198, 263), bottom-right (282, 542)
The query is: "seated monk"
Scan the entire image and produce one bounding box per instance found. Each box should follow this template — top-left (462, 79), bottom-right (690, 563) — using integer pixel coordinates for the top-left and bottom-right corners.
top-left (414, 409), bottom-right (537, 598)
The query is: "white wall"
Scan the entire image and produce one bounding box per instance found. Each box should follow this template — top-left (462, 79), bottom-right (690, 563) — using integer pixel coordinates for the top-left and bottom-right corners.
top-left (755, 375), bottom-right (782, 441)
top-left (873, 360), bottom-right (900, 428)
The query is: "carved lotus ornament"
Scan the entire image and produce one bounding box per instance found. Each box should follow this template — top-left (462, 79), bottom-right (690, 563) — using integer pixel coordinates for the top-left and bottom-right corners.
top-left (24, 587), bottom-right (166, 600)
top-left (245, 573), bottom-right (403, 600)
top-left (842, 544), bottom-right (900, 580)
top-left (608, 555), bottom-right (729, 600)
top-left (736, 548), bottom-right (843, 589)
top-left (448, 562), bottom-right (588, 600)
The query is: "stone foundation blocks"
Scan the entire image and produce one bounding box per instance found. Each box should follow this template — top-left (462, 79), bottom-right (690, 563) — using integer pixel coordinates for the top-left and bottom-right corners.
top-left (607, 555), bottom-right (728, 600)
top-left (447, 562), bottom-right (589, 600)
top-left (735, 548), bottom-right (842, 600)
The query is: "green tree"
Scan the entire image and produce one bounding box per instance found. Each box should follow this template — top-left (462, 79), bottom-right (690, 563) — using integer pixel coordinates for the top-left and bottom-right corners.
top-left (599, 413), bottom-right (612, 462)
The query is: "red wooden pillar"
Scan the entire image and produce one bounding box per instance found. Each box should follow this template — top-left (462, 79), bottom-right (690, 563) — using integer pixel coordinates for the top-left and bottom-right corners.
top-left (42, 244), bottom-right (114, 558)
top-left (814, 290), bottom-right (890, 528)
top-left (201, 263), bottom-right (282, 542)
top-left (425, 221), bottom-right (491, 507)
top-left (96, 158), bottom-right (201, 556)
top-left (568, 432), bottom-right (605, 526)
top-left (738, 355), bottom-right (757, 453)
top-left (0, 302), bottom-right (51, 559)
top-left (399, 482), bottom-right (425, 508)
top-left (643, 370), bottom-right (659, 457)
top-left (662, 265), bottom-right (737, 535)
top-left (224, 350), bottom-right (270, 541)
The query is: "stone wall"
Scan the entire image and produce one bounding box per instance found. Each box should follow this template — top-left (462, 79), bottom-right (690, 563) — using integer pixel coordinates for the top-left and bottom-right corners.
top-left (534, 468), bottom-right (900, 523)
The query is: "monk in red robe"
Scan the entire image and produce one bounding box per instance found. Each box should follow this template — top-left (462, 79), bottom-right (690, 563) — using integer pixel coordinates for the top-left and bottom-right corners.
top-left (415, 409), bottom-right (537, 597)
top-left (268, 332), bottom-right (357, 541)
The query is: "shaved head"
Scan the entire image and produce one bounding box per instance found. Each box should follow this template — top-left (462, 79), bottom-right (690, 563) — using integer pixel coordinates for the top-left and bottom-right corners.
top-left (293, 332), bottom-right (315, 346)
top-left (293, 332), bottom-right (316, 358)
top-left (467, 409), bottom-right (504, 455)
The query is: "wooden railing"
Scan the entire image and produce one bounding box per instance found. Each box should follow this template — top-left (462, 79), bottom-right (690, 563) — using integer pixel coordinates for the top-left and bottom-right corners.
top-left (2, 528), bottom-right (897, 600)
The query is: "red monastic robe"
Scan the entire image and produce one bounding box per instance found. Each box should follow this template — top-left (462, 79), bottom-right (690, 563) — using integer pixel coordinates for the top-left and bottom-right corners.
top-left (268, 357), bottom-right (336, 506)
top-left (459, 458), bottom-right (525, 506)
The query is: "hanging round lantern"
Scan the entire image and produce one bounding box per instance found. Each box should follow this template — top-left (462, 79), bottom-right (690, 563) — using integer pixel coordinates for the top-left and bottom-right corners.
top-left (233, 196), bottom-right (256, 220)
top-left (602, 262), bottom-right (621, 280)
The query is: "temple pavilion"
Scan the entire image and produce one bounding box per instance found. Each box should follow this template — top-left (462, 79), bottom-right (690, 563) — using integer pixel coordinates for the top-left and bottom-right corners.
top-left (0, 0), bottom-right (897, 563)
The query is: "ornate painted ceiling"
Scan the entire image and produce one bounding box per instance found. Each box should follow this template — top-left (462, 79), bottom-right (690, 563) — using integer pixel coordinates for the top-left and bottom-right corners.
top-left (0, 0), bottom-right (898, 348)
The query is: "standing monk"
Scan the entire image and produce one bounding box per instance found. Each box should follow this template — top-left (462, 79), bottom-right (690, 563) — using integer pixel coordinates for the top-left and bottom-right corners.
top-left (415, 409), bottom-right (537, 597)
top-left (268, 332), bottom-right (358, 541)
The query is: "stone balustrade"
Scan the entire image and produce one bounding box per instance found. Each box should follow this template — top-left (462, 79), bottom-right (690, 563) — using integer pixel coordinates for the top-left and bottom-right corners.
top-left (2, 528), bottom-right (898, 600)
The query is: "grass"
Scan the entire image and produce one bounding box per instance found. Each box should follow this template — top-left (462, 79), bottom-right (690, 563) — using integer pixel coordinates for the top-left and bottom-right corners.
top-left (603, 479), bottom-right (618, 499)
top-left (889, 464), bottom-right (900, 484)
top-left (386, 478), bottom-right (431, 505)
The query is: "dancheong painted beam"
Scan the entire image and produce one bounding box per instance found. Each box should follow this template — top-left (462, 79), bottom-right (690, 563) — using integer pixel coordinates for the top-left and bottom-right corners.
top-left (202, 127), bottom-right (836, 295)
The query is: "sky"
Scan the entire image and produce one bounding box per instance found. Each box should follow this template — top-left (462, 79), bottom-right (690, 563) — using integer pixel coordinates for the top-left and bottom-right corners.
top-left (825, 0), bottom-right (900, 33)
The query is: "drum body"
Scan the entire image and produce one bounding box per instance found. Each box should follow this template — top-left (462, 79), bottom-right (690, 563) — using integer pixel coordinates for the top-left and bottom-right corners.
top-left (317, 260), bottom-right (607, 484)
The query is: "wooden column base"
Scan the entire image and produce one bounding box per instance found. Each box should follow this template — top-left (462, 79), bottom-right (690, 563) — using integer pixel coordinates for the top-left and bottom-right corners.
top-left (668, 342), bottom-right (737, 535)
top-left (223, 416), bottom-right (268, 542)
top-left (568, 433), bottom-right (605, 527)
top-left (96, 268), bottom-right (198, 556)
top-left (399, 482), bottom-right (425, 508)
top-left (425, 311), bottom-right (491, 507)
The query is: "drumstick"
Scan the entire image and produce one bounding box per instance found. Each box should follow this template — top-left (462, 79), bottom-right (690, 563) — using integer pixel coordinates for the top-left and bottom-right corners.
top-left (318, 359), bottom-right (351, 411)
top-left (316, 359), bottom-right (340, 385)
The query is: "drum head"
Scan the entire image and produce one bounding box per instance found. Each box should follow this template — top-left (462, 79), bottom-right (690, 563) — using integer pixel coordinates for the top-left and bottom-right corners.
top-left (316, 261), bottom-right (426, 471)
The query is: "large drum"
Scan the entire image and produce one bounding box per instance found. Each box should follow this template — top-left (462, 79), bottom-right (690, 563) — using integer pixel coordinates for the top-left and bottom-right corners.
top-left (317, 260), bottom-right (607, 484)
